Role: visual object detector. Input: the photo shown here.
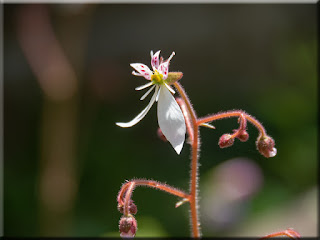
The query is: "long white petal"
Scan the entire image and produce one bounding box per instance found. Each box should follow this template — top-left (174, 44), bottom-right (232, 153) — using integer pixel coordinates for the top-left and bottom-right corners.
top-left (157, 86), bottom-right (186, 154)
top-left (135, 82), bottom-right (153, 91)
top-left (140, 85), bottom-right (156, 100)
top-left (116, 86), bottom-right (158, 128)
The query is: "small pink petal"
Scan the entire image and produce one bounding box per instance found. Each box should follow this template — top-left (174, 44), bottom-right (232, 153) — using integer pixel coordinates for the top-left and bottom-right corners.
top-left (151, 50), bottom-right (161, 70)
top-left (159, 52), bottom-right (175, 79)
top-left (130, 63), bottom-right (152, 80)
top-left (159, 61), bottom-right (169, 79)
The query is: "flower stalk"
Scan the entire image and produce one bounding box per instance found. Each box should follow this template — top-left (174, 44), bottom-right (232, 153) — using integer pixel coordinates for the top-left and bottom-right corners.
top-left (197, 110), bottom-right (267, 136)
top-left (116, 50), bottom-right (282, 238)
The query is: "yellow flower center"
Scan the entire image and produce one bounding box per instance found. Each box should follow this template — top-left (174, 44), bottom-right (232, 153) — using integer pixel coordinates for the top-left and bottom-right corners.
top-left (151, 70), bottom-right (164, 85)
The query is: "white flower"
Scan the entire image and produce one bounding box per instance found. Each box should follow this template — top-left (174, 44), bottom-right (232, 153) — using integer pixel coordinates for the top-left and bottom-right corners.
top-left (116, 50), bottom-right (186, 154)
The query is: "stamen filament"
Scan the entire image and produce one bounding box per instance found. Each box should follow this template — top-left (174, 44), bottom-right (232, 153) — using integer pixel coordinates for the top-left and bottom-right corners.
top-left (156, 86), bottom-right (161, 102)
top-left (164, 83), bottom-right (175, 94)
top-left (135, 82), bottom-right (153, 91)
top-left (140, 85), bottom-right (155, 100)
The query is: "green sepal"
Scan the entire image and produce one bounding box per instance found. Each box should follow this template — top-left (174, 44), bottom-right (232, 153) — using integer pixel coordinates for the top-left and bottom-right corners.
top-left (165, 72), bottom-right (183, 85)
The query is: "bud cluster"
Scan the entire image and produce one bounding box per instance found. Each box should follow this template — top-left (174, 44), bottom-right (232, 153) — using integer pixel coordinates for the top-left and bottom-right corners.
top-left (118, 199), bottom-right (137, 215)
top-left (218, 115), bottom-right (249, 148)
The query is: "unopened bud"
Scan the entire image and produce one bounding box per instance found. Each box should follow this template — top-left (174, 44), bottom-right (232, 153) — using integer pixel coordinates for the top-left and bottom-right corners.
top-left (256, 135), bottom-right (277, 158)
top-left (219, 134), bottom-right (234, 148)
top-left (157, 128), bottom-right (167, 142)
top-left (128, 202), bottom-right (137, 215)
top-left (117, 200), bottom-right (137, 215)
top-left (237, 130), bottom-right (249, 142)
top-left (119, 215), bottom-right (137, 238)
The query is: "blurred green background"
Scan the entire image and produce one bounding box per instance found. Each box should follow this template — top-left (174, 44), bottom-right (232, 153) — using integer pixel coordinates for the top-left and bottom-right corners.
top-left (3, 3), bottom-right (317, 237)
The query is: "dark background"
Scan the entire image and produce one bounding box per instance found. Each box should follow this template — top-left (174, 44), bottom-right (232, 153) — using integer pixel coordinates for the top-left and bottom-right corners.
top-left (3, 3), bottom-right (317, 237)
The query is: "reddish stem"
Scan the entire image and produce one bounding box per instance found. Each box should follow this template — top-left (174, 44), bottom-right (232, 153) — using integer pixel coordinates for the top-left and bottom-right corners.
top-left (230, 114), bottom-right (247, 138)
top-left (173, 83), bottom-right (197, 123)
top-left (259, 228), bottom-right (301, 239)
top-left (124, 182), bottom-right (135, 216)
top-left (197, 110), bottom-right (267, 137)
top-left (238, 113), bottom-right (247, 130)
top-left (176, 97), bottom-right (194, 143)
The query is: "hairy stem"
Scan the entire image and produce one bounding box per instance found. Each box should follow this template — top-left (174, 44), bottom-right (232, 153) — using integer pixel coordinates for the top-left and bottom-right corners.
top-left (174, 82), bottom-right (201, 237)
top-left (190, 126), bottom-right (200, 237)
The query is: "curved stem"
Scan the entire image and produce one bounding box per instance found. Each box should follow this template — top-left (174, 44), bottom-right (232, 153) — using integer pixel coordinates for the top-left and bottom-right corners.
top-left (174, 82), bottom-right (197, 123)
top-left (259, 228), bottom-right (301, 239)
top-left (118, 179), bottom-right (190, 207)
top-left (176, 98), bottom-right (194, 143)
top-left (197, 110), bottom-right (267, 136)
top-left (124, 182), bottom-right (135, 216)
top-left (230, 113), bottom-right (247, 139)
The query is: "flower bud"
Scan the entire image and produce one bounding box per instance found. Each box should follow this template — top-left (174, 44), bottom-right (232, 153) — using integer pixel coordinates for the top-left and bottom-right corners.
top-left (157, 128), bottom-right (167, 142)
top-left (117, 203), bottom-right (123, 213)
top-left (237, 130), bottom-right (249, 142)
top-left (119, 215), bottom-right (137, 237)
top-left (219, 134), bottom-right (234, 148)
top-left (256, 135), bottom-right (277, 158)
top-left (117, 200), bottom-right (138, 215)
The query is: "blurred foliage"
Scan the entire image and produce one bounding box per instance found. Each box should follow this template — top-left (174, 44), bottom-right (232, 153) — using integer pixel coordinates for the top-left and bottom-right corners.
top-left (3, 3), bottom-right (317, 237)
